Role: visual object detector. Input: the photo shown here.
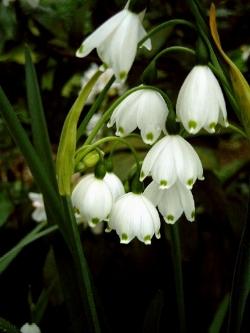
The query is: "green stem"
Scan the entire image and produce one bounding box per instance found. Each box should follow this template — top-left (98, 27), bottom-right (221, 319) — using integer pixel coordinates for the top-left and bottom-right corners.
top-left (228, 124), bottom-right (247, 138)
top-left (61, 196), bottom-right (101, 333)
top-left (167, 223), bottom-right (186, 333)
top-left (77, 75), bottom-right (115, 142)
top-left (138, 19), bottom-right (196, 48)
top-left (75, 136), bottom-right (141, 172)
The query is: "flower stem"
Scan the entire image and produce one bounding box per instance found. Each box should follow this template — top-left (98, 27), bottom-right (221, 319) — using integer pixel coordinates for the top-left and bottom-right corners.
top-left (138, 19), bottom-right (196, 48)
top-left (166, 223), bottom-right (187, 333)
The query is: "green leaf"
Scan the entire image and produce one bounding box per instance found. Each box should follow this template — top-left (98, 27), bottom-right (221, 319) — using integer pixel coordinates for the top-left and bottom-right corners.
top-left (56, 70), bottom-right (102, 195)
top-left (142, 290), bottom-right (165, 333)
top-left (0, 193), bottom-right (14, 228)
top-left (209, 294), bottom-right (229, 333)
top-left (25, 47), bottom-right (58, 190)
top-left (0, 318), bottom-right (20, 333)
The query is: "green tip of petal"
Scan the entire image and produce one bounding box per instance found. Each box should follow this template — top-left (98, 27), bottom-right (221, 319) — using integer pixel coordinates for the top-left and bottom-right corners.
top-left (188, 120), bottom-right (197, 131)
top-left (187, 178), bottom-right (194, 187)
top-left (145, 132), bottom-right (154, 143)
top-left (144, 235), bottom-right (151, 244)
top-left (209, 122), bottom-right (216, 132)
top-left (118, 126), bottom-right (124, 135)
top-left (91, 217), bottom-right (100, 225)
top-left (119, 71), bottom-right (127, 80)
top-left (160, 179), bottom-right (168, 188)
top-left (191, 211), bottom-right (195, 220)
top-left (76, 45), bottom-right (84, 56)
top-left (121, 233), bottom-right (128, 241)
top-left (166, 214), bottom-right (175, 221)
top-left (140, 170), bottom-right (145, 181)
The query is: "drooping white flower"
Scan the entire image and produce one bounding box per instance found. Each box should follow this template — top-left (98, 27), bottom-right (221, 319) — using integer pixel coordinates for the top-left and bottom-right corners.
top-left (72, 172), bottom-right (124, 226)
top-left (144, 181), bottom-right (195, 224)
top-left (76, 7), bottom-right (151, 81)
top-left (81, 63), bottom-right (126, 105)
top-left (107, 192), bottom-right (161, 244)
top-left (107, 88), bottom-right (168, 144)
top-left (28, 192), bottom-right (47, 222)
top-left (140, 135), bottom-right (204, 190)
top-left (20, 323), bottom-right (41, 333)
top-left (176, 65), bottom-right (228, 134)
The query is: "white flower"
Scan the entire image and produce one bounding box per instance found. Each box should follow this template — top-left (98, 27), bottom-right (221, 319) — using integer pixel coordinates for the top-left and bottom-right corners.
top-left (144, 181), bottom-right (195, 224)
top-left (107, 192), bottom-right (161, 244)
top-left (28, 192), bottom-right (47, 222)
top-left (140, 135), bottom-right (204, 190)
top-left (176, 65), bottom-right (228, 134)
top-left (20, 323), bottom-right (41, 333)
top-left (71, 172), bottom-right (124, 226)
top-left (81, 63), bottom-right (126, 105)
top-left (107, 88), bottom-right (168, 144)
top-left (76, 7), bottom-right (151, 81)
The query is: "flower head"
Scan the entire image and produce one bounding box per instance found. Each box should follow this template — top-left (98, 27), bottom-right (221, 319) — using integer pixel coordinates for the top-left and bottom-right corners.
top-left (144, 181), bottom-right (195, 224)
top-left (140, 135), bottom-right (204, 189)
top-left (72, 172), bottom-right (124, 226)
top-left (20, 323), bottom-right (41, 333)
top-left (176, 65), bottom-right (228, 134)
top-left (107, 192), bottom-right (161, 244)
top-left (108, 89), bottom-right (168, 144)
top-left (28, 192), bottom-right (47, 222)
top-left (76, 7), bottom-right (151, 81)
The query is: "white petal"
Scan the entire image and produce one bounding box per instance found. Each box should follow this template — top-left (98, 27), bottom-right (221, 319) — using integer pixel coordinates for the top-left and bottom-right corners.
top-left (176, 182), bottom-right (195, 221)
top-left (138, 24), bottom-right (152, 50)
top-left (143, 181), bottom-right (162, 206)
top-left (20, 323), bottom-right (41, 333)
top-left (103, 172), bottom-right (125, 201)
top-left (32, 208), bottom-right (47, 222)
top-left (76, 10), bottom-right (128, 57)
top-left (158, 185), bottom-right (183, 224)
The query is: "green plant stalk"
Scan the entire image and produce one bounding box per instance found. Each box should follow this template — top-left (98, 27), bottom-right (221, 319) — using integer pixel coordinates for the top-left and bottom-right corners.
top-left (75, 136), bottom-right (141, 171)
top-left (167, 224), bottom-right (186, 333)
top-left (209, 293), bottom-right (230, 333)
top-left (138, 19), bottom-right (196, 47)
top-left (61, 196), bottom-right (101, 333)
top-left (84, 85), bottom-right (174, 145)
top-left (77, 74), bottom-right (115, 142)
top-left (25, 47), bottom-right (58, 190)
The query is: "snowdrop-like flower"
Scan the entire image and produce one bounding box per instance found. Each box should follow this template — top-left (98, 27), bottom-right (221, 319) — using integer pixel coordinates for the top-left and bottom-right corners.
top-left (76, 7), bottom-right (151, 81)
top-left (144, 181), bottom-right (195, 224)
top-left (81, 63), bottom-right (126, 104)
top-left (140, 135), bottom-right (204, 190)
top-left (107, 192), bottom-right (161, 244)
top-left (107, 89), bottom-right (168, 144)
top-left (20, 323), bottom-right (41, 333)
top-left (28, 192), bottom-right (47, 222)
top-left (176, 65), bottom-right (228, 134)
top-left (72, 173), bottom-right (124, 226)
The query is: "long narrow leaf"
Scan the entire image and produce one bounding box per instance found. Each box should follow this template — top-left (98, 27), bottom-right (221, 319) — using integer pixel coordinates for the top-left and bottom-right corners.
top-left (209, 294), bottom-right (229, 333)
top-left (25, 47), bottom-right (58, 189)
top-left (0, 88), bottom-right (65, 233)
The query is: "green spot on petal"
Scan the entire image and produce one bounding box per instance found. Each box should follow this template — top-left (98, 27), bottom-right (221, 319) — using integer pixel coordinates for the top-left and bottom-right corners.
top-left (78, 45), bottom-right (84, 54)
top-left (140, 170), bottom-right (145, 179)
top-left (209, 122), bottom-right (216, 129)
top-left (118, 126), bottom-right (124, 135)
top-left (188, 120), bottom-right (197, 130)
top-left (160, 180), bottom-right (168, 187)
top-left (167, 214), bottom-right (174, 221)
top-left (144, 235), bottom-right (151, 243)
top-left (187, 178), bottom-right (193, 186)
top-left (146, 132), bottom-right (154, 142)
top-left (121, 233), bottom-right (128, 241)
top-left (91, 217), bottom-right (99, 225)
top-left (191, 211), bottom-right (195, 219)
top-left (119, 71), bottom-right (127, 80)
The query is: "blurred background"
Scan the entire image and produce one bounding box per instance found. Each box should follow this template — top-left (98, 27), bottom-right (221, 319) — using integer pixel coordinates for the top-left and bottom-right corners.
top-left (0, 0), bottom-right (250, 332)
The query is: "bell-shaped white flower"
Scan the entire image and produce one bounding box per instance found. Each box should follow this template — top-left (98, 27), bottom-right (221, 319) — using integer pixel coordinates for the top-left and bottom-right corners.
top-left (28, 192), bottom-right (47, 222)
top-left (144, 181), bottom-right (195, 224)
top-left (20, 323), bottom-right (41, 333)
top-left (72, 172), bottom-right (124, 227)
top-left (176, 65), bottom-right (228, 134)
top-left (76, 7), bottom-right (151, 81)
top-left (107, 192), bottom-right (161, 244)
top-left (140, 135), bottom-right (204, 190)
top-left (107, 89), bottom-right (168, 144)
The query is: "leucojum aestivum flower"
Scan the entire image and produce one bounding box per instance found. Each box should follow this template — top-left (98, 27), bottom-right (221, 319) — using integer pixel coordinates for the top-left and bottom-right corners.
top-left (1, 1), bottom-right (249, 333)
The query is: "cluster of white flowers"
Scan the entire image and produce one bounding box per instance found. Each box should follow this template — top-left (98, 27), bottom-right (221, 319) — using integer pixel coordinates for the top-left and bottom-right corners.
top-left (70, 3), bottom-right (229, 244)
